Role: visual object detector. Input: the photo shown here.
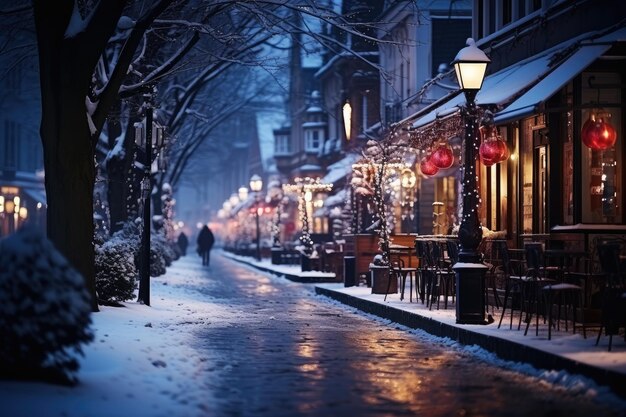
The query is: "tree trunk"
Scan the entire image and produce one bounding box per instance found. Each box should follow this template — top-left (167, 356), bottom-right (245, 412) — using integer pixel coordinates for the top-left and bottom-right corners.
top-left (34, 0), bottom-right (127, 311)
top-left (107, 117), bottom-right (136, 234)
top-left (39, 72), bottom-right (98, 311)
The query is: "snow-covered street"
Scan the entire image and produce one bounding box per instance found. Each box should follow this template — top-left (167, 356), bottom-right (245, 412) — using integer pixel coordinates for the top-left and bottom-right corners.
top-left (2, 252), bottom-right (625, 417)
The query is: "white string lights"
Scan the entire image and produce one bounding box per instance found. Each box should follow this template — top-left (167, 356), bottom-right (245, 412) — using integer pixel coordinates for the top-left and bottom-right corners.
top-left (282, 177), bottom-right (333, 253)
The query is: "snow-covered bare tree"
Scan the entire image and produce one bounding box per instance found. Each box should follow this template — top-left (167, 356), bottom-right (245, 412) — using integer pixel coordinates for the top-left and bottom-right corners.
top-left (30, 0), bottom-right (403, 309)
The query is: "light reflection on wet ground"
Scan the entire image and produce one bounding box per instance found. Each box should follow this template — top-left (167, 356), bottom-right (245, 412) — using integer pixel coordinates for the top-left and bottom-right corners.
top-left (185, 254), bottom-right (625, 417)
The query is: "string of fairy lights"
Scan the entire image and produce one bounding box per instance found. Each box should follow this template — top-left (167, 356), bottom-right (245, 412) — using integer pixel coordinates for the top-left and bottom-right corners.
top-left (396, 108), bottom-right (486, 226)
top-left (270, 199), bottom-right (283, 246)
top-left (460, 104), bottom-right (482, 225)
top-left (282, 177), bottom-right (333, 252)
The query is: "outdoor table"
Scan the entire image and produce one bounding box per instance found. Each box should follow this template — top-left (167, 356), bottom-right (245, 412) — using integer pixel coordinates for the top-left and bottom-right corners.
top-left (389, 244), bottom-right (415, 266)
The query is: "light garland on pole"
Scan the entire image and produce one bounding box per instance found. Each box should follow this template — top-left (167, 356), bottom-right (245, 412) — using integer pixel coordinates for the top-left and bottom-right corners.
top-left (282, 177), bottom-right (333, 254)
top-left (351, 136), bottom-right (409, 266)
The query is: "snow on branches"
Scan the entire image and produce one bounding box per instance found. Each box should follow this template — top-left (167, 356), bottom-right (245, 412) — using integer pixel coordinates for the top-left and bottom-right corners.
top-left (350, 135), bottom-right (410, 266)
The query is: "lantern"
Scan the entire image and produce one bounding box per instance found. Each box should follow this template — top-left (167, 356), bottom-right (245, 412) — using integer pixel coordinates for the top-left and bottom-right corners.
top-left (582, 112), bottom-right (617, 150)
top-left (430, 144), bottom-right (455, 169)
top-left (420, 156), bottom-right (439, 176)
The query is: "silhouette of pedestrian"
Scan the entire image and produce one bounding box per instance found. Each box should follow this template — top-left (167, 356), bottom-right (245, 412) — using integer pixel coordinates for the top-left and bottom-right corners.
top-left (196, 225), bottom-right (215, 266)
top-left (177, 232), bottom-right (189, 256)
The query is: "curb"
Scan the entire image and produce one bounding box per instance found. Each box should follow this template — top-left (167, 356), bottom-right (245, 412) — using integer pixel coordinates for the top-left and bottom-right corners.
top-left (315, 285), bottom-right (626, 399)
top-left (224, 253), bottom-right (338, 283)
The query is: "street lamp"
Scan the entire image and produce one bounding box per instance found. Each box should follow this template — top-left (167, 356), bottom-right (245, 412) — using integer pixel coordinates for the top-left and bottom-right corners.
top-left (249, 174), bottom-right (263, 261)
top-left (452, 38), bottom-right (490, 325)
top-left (136, 86), bottom-right (164, 307)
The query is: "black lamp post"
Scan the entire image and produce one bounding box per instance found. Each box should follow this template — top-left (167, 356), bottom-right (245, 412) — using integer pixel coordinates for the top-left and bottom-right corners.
top-left (249, 174), bottom-right (263, 261)
top-left (136, 87), bottom-right (164, 306)
top-left (451, 38), bottom-right (490, 324)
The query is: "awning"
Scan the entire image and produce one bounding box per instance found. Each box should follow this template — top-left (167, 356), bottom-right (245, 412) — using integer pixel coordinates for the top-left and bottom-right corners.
top-left (494, 44), bottom-right (612, 123)
top-left (410, 26), bottom-right (626, 129)
top-left (494, 26), bottom-right (626, 123)
top-left (411, 47), bottom-right (559, 129)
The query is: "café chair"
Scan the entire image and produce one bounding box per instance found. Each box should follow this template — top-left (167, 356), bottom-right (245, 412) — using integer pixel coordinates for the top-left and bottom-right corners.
top-left (595, 240), bottom-right (626, 351)
top-left (386, 253), bottom-right (418, 303)
top-left (496, 241), bottom-right (529, 330)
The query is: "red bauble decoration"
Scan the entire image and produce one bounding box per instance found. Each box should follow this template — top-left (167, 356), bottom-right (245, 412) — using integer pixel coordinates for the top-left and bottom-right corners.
top-left (480, 139), bottom-right (507, 163)
top-left (482, 157), bottom-right (495, 167)
top-left (420, 156), bottom-right (439, 176)
top-left (501, 143), bottom-right (510, 161)
top-left (430, 145), bottom-right (454, 169)
top-left (581, 113), bottom-right (596, 148)
top-left (593, 117), bottom-right (617, 150)
top-left (479, 125), bottom-right (509, 165)
top-left (582, 113), bottom-right (618, 150)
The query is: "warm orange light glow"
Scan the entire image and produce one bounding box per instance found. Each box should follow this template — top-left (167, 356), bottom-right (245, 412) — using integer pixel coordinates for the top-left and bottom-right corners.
top-left (342, 101), bottom-right (352, 140)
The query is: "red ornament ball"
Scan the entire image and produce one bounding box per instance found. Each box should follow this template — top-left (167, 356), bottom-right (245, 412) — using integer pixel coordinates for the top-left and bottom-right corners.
top-left (430, 145), bottom-right (454, 169)
top-left (582, 114), bottom-right (617, 150)
top-left (420, 156), bottom-right (439, 176)
top-left (481, 157), bottom-right (495, 167)
top-left (480, 139), bottom-right (507, 163)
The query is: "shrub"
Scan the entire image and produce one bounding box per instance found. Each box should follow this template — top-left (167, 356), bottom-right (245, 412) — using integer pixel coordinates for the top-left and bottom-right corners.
top-left (95, 236), bottom-right (138, 305)
top-left (115, 221), bottom-right (141, 268)
top-left (0, 226), bottom-right (93, 384)
top-left (154, 234), bottom-right (171, 267)
top-left (150, 243), bottom-right (167, 277)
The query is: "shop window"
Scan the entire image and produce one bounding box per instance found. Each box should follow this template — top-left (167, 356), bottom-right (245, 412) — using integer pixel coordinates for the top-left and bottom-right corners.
top-left (520, 116), bottom-right (545, 234)
top-left (580, 72), bottom-right (622, 224)
top-left (432, 176), bottom-right (457, 235)
top-left (563, 86), bottom-right (574, 225)
top-left (479, 127), bottom-right (509, 234)
top-left (521, 129), bottom-right (532, 234)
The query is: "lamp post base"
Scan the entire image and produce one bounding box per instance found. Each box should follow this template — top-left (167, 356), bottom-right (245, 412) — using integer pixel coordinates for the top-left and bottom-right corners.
top-left (453, 262), bottom-right (488, 324)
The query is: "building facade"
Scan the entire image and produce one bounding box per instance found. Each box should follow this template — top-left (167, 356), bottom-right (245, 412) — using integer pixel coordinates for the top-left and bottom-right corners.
top-left (406, 0), bottom-right (626, 249)
top-left (0, 16), bottom-right (46, 237)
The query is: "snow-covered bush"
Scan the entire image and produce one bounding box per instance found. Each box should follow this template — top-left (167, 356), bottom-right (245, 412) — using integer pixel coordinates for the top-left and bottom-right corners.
top-left (115, 220), bottom-right (141, 267)
top-left (95, 236), bottom-right (138, 305)
top-left (170, 240), bottom-right (182, 260)
top-left (150, 243), bottom-right (167, 277)
top-left (0, 226), bottom-right (93, 384)
top-left (152, 233), bottom-right (175, 268)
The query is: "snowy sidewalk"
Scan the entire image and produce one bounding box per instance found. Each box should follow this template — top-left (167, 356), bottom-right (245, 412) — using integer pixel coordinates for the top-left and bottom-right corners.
top-left (225, 253), bottom-right (626, 398)
top-left (1, 256), bottom-right (234, 417)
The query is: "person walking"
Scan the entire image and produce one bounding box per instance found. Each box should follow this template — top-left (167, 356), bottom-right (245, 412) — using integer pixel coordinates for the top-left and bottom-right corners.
top-left (196, 225), bottom-right (215, 266)
top-left (177, 232), bottom-right (189, 256)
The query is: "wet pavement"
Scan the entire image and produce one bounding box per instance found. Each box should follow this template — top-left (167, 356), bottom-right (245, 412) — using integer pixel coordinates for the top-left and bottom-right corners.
top-left (183, 253), bottom-right (625, 417)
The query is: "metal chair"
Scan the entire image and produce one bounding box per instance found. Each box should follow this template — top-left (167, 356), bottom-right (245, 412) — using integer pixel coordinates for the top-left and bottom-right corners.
top-left (415, 240), bottom-right (439, 308)
top-left (522, 242), bottom-right (553, 337)
top-left (496, 241), bottom-right (528, 330)
top-left (386, 253), bottom-right (418, 302)
top-left (595, 240), bottom-right (626, 351)
top-left (429, 240), bottom-right (456, 310)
